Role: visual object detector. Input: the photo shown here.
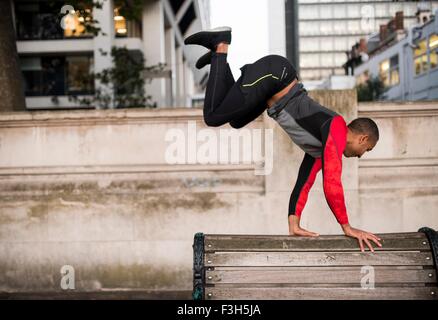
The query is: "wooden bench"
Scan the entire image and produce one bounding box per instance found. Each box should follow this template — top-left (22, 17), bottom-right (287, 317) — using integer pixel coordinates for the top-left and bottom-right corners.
top-left (192, 227), bottom-right (438, 300)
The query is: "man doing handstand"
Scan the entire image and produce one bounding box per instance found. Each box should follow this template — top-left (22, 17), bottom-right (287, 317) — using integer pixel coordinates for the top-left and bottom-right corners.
top-left (185, 27), bottom-right (382, 252)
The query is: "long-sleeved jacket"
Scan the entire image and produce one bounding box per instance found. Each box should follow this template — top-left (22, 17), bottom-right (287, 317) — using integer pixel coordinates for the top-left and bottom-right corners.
top-left (267, 83), bottom-right (349, 225)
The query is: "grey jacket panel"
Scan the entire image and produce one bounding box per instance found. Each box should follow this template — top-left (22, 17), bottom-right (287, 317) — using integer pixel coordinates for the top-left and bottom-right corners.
top-left (267, 83), bottom-right (339, 158)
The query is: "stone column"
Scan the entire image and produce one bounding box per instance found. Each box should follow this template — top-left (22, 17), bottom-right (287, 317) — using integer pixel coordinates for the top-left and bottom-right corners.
top-left (93, 0), bottom-right (114, 108)
top-left (165, 26), bottom-right (176, 107)
top-left (142, 0), bottom-right (166, 107)
top-left (175, 45), bottom-right (185, 107)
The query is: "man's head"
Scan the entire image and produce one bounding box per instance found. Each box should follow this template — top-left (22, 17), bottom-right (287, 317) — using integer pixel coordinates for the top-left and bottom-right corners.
top-left (344, 118), bottom-right (379, 158)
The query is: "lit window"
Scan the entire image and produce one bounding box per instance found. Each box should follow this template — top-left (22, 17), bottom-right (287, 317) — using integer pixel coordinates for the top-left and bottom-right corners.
top-left (431, 49), bottom-right (438, 70)
top-left (414, 39), bottom-right (428, 75)
top-left (379, 59), bottom-right (390, 87)
top-left (63, 11), bottom-right (85, 37)
top-left (114, 8), bottom-right (127, 36)
top-left (390, 69), bottom-right (399, 85)
top-left (379, 54), bottom-right (399, 87)
top-left (429, 34), bottom-right (438, 70)
top-left (414, 39), bottom-right (427, 57)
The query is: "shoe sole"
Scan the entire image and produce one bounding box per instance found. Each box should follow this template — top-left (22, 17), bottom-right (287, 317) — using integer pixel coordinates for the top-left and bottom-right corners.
top-left (184, 27), bottom-right (232, 47)
top-left (208, 26), bottom-right (232, 32)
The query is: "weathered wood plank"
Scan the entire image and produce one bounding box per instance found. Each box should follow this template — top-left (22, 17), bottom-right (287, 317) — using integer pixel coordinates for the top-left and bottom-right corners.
top-left (210, 266), bottom-right (426, 271)
top-left (205, 232), bottom-right (427, 241)
top-left (204, 251), bottom-right (434, 267)
top-left (204, 233), bottom-right (430, 252)
top-left (206, 268), bottom-right (436, 284)
top-left (205, 287), bottom-right (438, 300)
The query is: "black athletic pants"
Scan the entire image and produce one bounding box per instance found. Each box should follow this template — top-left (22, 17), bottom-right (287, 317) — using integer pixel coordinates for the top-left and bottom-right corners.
top-left (203, 52), bottom-right (296, 128)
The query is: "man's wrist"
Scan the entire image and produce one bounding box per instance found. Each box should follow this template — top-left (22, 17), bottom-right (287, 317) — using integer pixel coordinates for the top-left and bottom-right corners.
top-left (341, 223), bottom-right (351, 233)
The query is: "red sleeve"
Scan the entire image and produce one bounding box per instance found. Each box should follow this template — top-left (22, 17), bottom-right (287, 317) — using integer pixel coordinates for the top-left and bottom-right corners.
top-left (321, 116), bottom-right (349, 225)
top-left (294, 157), bottom-right (322, 217)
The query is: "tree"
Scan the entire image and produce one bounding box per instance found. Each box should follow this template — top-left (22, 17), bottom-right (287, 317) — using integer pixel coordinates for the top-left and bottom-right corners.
top-left (356, 76), bottom-right (385, 102)
top-left (0, 0), bottom-right (26, 112)
top-left (64, 0), bottom-right (164, 108)
top-left (68, 47), bottom-right (165, 109)
top-left (0, 0), bottom-right (162, 112)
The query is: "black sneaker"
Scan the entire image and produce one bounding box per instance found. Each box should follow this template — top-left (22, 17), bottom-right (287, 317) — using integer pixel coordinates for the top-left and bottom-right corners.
top-left (184, 26), bottom-right (232, 50)
top-left (196, 51), bottom-right (212, 69)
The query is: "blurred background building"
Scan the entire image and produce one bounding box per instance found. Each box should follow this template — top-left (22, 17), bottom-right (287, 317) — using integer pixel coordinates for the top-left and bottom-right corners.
top-left (285, 0), bottom-right (438, 95)
top-left (13, 0), bottom-right (210, 110)
top-left (14, 0), bottom-right (438, 109)
top-left (351, 6), bottom-right (438, 100)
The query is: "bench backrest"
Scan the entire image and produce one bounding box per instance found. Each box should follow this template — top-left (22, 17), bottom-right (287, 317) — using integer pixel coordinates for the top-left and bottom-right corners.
top-left (192, 228), bottom-right (438, 300)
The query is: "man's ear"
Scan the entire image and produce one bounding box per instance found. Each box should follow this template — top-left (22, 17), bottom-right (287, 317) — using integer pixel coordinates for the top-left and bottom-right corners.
top-left (359, 134), bottom-right (368, 144)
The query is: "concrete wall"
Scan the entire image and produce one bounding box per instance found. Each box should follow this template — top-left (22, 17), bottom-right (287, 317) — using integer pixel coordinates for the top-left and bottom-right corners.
top-left (0, 92), bottom-right (437, 294)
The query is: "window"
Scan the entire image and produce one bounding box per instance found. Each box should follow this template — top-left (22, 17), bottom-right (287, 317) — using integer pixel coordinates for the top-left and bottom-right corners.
top-left (20, 55), bottom-right (94, 96)
top-left (113, 7), bottom-right (142, 38)
top-left (379, 59), bottom-right (390, 87)
top-left (379, 54), bottom-right (399, 87)
top-left (334, 52), bottom-right (346, 65)
top-left (319, 5), bottom-right (333, 19)
top-left (389, 55), bottom-right (400, 86)
top-left (414, 39), bottom-right (428, 75)
top-left (300, 38), bottom-right (320, 52)
top-left (63, 9), bottom-right (90, 38)
top-left (347, 4), bottom-right (361, 19)
top-left (114, 8), bottom-right (127, 37)
top-left (429, 34), bottom-right (438, 70)
top-left (320, 54), bottom-right (334, 67)
top-left (15, 2), bottom-right (92, 40)
top-left (67, 56), bottom-right (94, 94)
top-left (333, 4), bottom-right (347, 19)
top-left (334, 37), bottom-right (347, 51)
top-left (301, 53), bottom-right (320, 68)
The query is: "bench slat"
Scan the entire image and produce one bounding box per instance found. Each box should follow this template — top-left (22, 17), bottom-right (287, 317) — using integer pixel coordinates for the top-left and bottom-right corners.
top-left (206, 268), bottom-right (436, 284)
top-left (204, 234), bottom-right (430, 252)
top-left (205, 251), bottom-right (434, 267)
top-left (205, 287), bottom-right (438, 300)
top-left (210, 265), bottom-right (426, 271)
top-left (205, 232), bottom-right (427, 241)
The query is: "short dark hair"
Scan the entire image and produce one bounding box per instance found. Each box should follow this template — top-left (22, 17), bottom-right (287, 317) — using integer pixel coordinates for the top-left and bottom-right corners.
top-left (347, 117), bottom-right (379, 141)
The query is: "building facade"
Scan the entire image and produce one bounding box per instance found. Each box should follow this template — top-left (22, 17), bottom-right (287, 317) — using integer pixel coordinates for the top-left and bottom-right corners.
top-left (354, 8), bottom-right (438, 100)
top-left (297, 0), bottom-right (438, 84)
top-left (13, 0), bottom-right (210, 109)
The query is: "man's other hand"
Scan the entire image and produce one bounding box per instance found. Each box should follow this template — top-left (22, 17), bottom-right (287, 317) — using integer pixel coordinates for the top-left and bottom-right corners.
top-left (288, 215), bottom-right (319, 237)
top-left (341, 224), bottom-right (382, 252)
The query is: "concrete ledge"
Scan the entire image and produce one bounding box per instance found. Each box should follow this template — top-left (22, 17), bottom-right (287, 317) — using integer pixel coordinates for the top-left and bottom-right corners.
top-left (0, 107), bottom-right (264, 127)
top-left (0, 290), bottom-right (192, 300)
top-left (359, 101), bottom-right (438, 118)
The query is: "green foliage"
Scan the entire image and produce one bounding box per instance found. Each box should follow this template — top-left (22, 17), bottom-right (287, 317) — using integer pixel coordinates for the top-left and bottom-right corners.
top-left (356, 75), bottom-right (385, 102)
top-left (62, 1), bottom-right (165, 109)
top-left (68, 47), bottom-right (166, 109)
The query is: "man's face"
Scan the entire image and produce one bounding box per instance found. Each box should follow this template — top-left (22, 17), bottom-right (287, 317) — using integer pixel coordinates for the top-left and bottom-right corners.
top-left (343, 133), bottom-right (377, 158)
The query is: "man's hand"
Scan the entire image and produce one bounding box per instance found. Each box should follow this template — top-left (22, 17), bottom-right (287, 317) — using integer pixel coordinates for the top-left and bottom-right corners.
top-left (341, 224), bottom-right (382, 252)
top-left (288, 215), bottom-right (319, 237)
